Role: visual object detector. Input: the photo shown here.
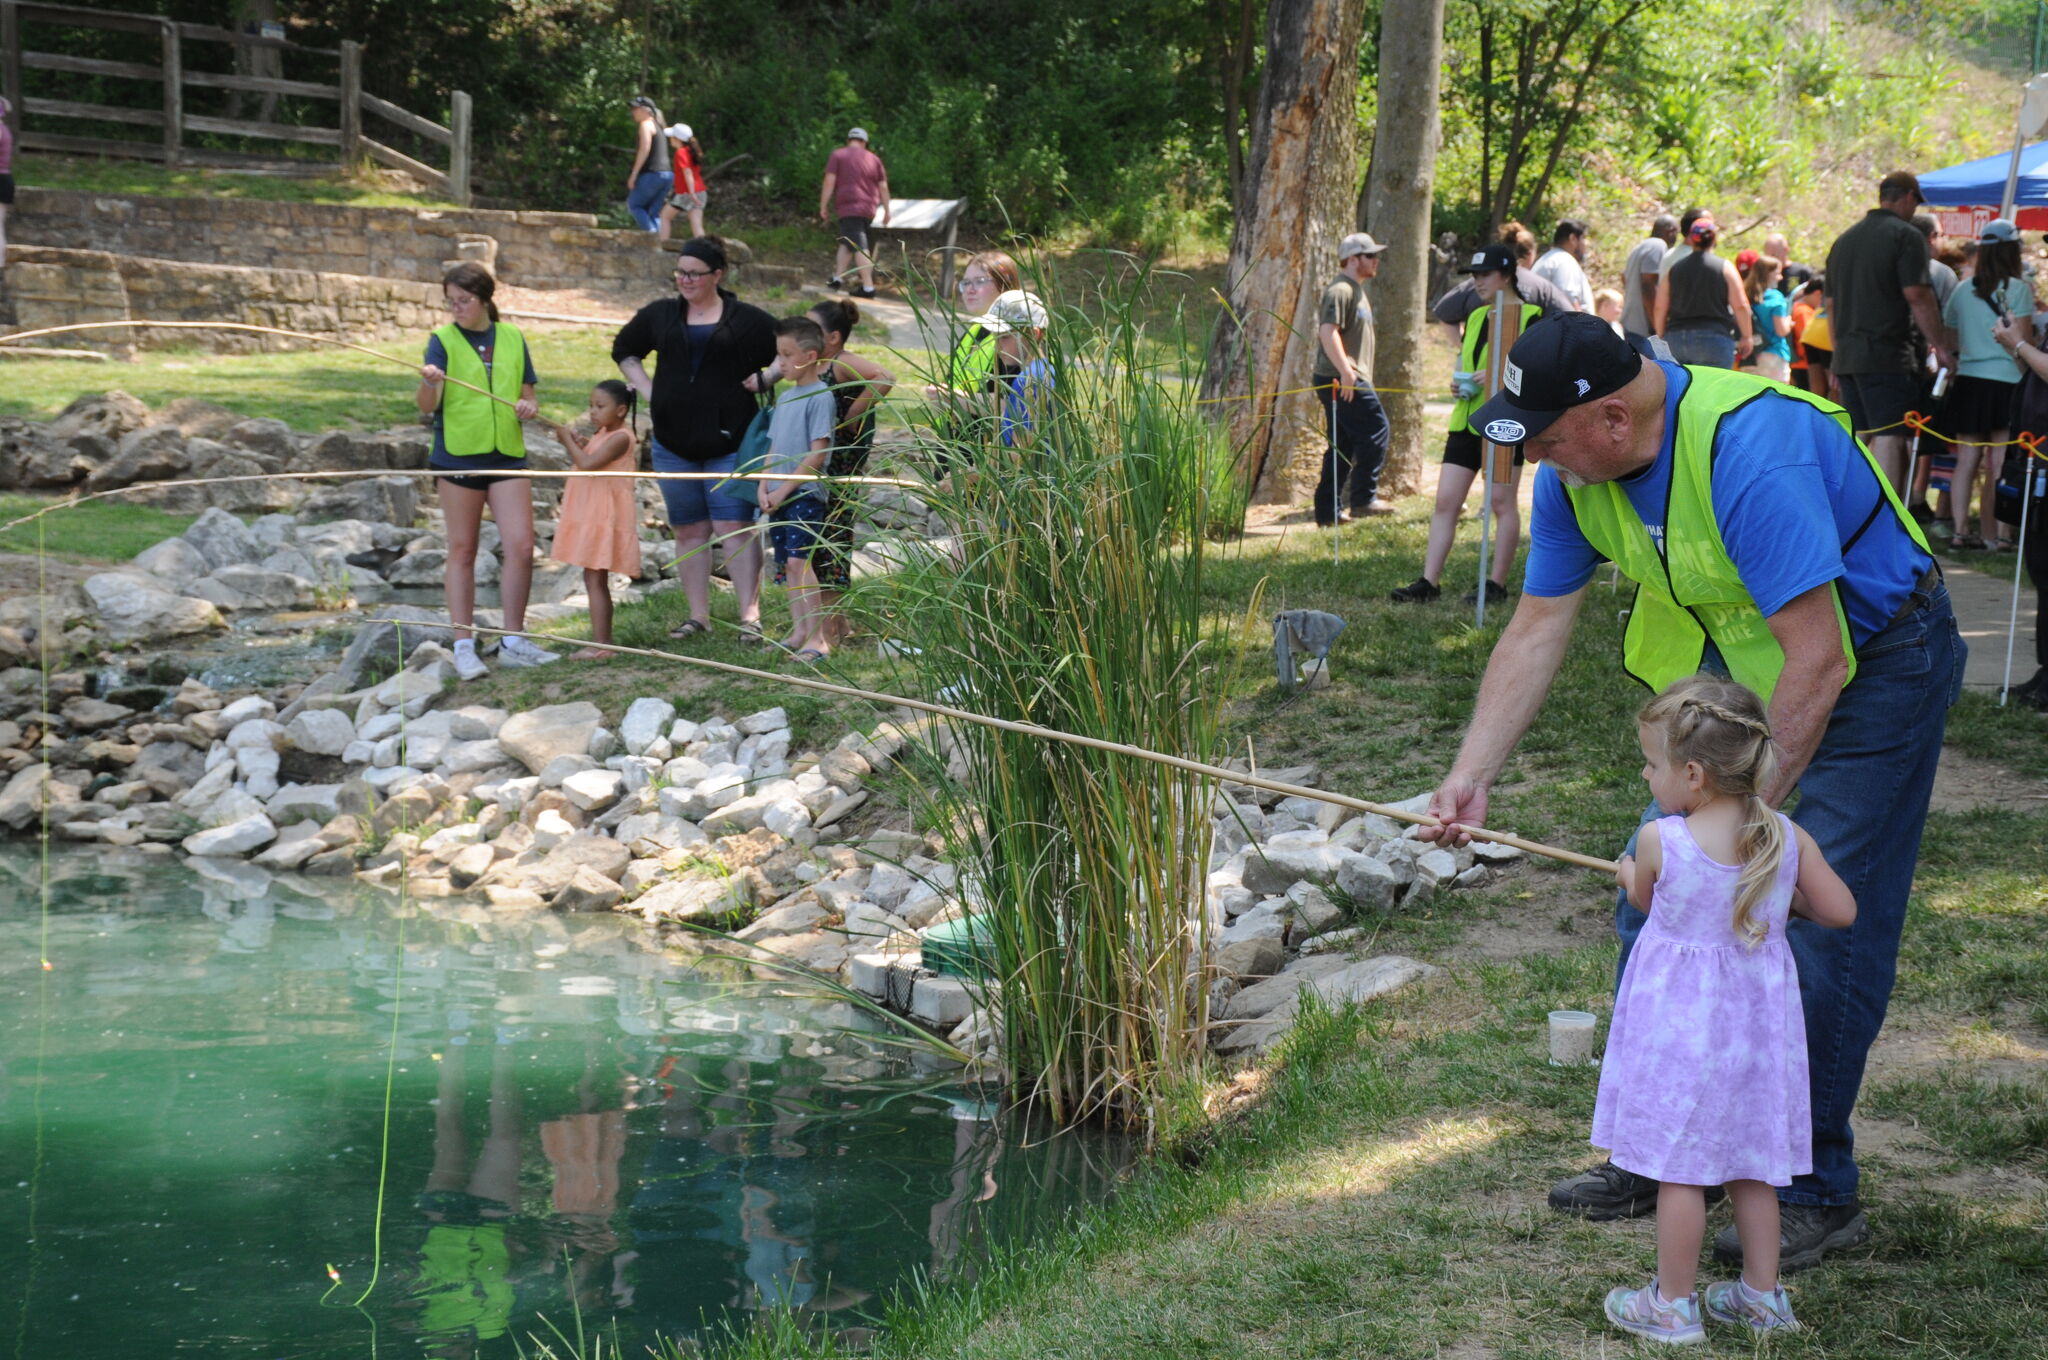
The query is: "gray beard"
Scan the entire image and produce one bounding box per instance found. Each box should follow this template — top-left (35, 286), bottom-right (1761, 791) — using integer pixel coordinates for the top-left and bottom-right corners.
top-left (1556, 468), bottom-right (1590, 489)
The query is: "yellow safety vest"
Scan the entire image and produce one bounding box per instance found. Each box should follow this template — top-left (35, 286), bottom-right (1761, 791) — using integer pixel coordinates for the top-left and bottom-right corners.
top-left (1452, 300), bottom-right (1543, 434)
top-left (1562, 365), bottom-right (1929, 701)
top-left (435, 322), bottom-right (528, 457)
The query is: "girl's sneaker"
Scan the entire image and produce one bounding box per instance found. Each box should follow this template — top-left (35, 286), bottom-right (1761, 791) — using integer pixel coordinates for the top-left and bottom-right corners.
top-left (1703, 1278), bottom-right (1800, 1333)
top-left (1604, 1279), bottom-right (1706, 1345)
top-left (452, 641), bottom-right (490, 682)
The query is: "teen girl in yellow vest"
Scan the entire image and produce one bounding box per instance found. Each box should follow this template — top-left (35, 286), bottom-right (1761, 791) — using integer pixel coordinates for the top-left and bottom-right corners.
top-left (416, 262), bottom-right (555, 678)
top-left (1391, 243), bottom-right (1544, 605)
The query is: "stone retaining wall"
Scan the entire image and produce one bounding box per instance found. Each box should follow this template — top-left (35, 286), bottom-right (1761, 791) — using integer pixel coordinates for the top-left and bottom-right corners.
top-left (10, 187), bottom-right (671, 294)
top-left (0, 246), bottom-right (446, 353)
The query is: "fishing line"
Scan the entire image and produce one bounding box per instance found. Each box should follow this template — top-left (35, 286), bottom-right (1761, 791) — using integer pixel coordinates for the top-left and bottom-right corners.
top-left (322, 617), bottom-right (409, 1320)
top-left (12, 515), bottom-right (53, 1360)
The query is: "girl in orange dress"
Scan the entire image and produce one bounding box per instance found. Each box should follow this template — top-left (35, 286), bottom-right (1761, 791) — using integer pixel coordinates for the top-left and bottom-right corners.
top-left (551, 380), bottom-right (643, 661)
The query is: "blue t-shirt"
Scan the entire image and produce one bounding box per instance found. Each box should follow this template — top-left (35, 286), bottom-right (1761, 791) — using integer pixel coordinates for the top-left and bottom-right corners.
top-left (1002, 359), bottom-right (1055, 447)
top-left (423, 325), bottom-right (540, 463)
top-left (1752, 289), bottom-right (1792, 361)
top-left (1524, 362), bottom-right (1931, 646)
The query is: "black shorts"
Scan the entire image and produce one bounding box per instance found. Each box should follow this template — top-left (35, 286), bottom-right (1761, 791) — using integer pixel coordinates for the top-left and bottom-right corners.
top-left (432, 452), bottom-right (527, 492)
top-left (1443, 427), bottom-right (1525, 472)
top-left (0, 174), bottom-right (13, 206)
top-left (836, 216), bottom-right (872, 253)
top-left (1835, 371), bottom-right (1918, 438)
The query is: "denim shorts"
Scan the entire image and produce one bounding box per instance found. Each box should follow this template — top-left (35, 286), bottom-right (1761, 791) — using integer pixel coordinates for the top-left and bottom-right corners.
top-left (769, 494), bottom-right (831, 572)
top-left (650, 438), bottom-right (756, 526)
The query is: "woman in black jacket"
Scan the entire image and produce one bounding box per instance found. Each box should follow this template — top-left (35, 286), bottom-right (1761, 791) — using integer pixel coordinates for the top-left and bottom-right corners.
top-left (613, 237), bottom-right (779, 642)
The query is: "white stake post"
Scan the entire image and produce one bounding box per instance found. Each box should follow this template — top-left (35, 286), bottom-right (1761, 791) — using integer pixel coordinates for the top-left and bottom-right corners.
top-left (2003, 455), bottom-right (2038, 704)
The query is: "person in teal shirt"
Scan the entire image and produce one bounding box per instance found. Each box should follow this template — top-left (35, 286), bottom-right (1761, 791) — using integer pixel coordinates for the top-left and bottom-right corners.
top-left (1941, 219), bottom-right (2037, 549)
top-left (1747, 257), bottom-right (1794, 382)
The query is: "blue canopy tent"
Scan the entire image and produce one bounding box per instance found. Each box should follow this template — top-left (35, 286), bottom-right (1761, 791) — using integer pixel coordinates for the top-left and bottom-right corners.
top-left (1918, 141), bottom-right (2048, 230)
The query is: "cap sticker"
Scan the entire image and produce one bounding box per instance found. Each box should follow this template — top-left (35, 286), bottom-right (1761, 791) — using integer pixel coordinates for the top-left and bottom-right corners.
top-left (1503, 358), bottom-right (1524, 395)
top-left (1483, 418), bottom-right (1528, 443)
top-left (1574, 378), bottom-right (1591, 397)
top-left (1470, 251), bottom-right (1487, 266)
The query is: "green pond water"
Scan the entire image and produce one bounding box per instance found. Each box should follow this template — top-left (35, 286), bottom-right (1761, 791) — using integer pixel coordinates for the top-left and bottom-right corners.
top-left (1, 847), bottom-right (1126, 1358)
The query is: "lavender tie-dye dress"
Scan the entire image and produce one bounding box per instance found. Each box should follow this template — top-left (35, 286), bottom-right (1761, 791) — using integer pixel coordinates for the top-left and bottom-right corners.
top-left (1591, 813), bottom-right (1811, 1187)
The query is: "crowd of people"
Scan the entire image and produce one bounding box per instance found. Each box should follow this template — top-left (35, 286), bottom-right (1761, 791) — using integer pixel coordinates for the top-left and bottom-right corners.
top-left (1302, 174), bottom-right (2044, 713)
top-left (414, 234), bottom-right (1050, 680)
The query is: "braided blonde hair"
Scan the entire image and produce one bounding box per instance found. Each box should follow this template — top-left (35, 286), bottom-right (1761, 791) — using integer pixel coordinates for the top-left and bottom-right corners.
top-left (1639, 675), bottom-right (1785, 947)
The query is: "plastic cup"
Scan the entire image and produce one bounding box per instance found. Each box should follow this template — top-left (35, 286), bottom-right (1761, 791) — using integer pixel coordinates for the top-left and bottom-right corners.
top-left (1548, 1009), bottom-right (1598, 1066)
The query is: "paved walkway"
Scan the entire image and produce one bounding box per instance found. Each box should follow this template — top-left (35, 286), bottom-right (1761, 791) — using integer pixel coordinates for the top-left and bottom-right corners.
top-left (1944, 553), bottom-right (2039, 695)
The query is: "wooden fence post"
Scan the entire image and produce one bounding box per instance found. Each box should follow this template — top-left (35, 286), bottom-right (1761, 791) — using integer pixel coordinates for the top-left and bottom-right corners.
top-left (338, 39), bottom-right (362, 172)
top-left (1, 2), bottom-right (21, 137)
top-left (448, 90), bottom-right (471, 206)
top-left (160, 21), bottom-right (182, 167)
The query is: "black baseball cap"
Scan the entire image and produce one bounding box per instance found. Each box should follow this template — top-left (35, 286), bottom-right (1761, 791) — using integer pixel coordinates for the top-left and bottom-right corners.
top-left (1459, 243), bottom-right (1518, 275)
top-left (1467, 312), bottom-right (1644, 445)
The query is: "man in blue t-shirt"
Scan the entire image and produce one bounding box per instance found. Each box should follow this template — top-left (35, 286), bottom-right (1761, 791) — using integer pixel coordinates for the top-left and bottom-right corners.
top-left (1422, 313), bottom-right (1961, 1273)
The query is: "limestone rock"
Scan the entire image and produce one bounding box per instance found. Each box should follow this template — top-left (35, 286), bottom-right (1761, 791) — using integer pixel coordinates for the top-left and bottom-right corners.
top-left (633, 875), bottom-right (751, 922)
top-left (560, 769), bottom-right (624, 812)
top-left (297, 477), bottom-right (419, 527)
top-left (133, 536), bottom-right (213, 589)
top-left (1241, 842), bottom-right (1348, 895)
top-left (1335, 854), bottom-right (1402, 912)
top-left (82, 573), bottom-right (224, 643)
top-left (285, 709), bottom-right (355, 756)
top-left (619, 698), bottom-right (677, 756)
top-left (499, 702), bottom-right (604, 775)
top-left (530, 836), bottom-right (632, 897)
top-left (1216, 955), bottom-right (1438, 1055)
top-left (183, 506), bottom-right (264, 571)
top-left (0, 764), bottom-right (77, 829)
top-left (182, 813), bottom-right (278, 858)
top-left (60, 697), bottom-right (133, 732)
top-left (553, 865), bottom-right (625, 913)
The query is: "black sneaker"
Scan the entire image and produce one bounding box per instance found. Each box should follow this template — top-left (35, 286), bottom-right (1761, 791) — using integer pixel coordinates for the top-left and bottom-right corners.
top-left (856, 286), bottom-right (878, 299)
top-left (1548, 1161), bottom-right (1726, 1220)
top-left (828, 274), bottom-right (845, 290)
top-left (1547, 1161), bottom-right (1659, 1220)
top-left (1714, 1199), bottom-right (1870, 1273)
top-left (2012, 669), bottom-right (2046, 708)
top-left (1389, 576), bottom-right (1440, 604)
top-left (1464, 581), bottom-right (1510, 605)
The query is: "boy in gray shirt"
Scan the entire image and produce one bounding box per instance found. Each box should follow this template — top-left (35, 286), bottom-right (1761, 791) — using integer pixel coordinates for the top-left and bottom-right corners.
top-left (760, 315), bottom-right (839, 659)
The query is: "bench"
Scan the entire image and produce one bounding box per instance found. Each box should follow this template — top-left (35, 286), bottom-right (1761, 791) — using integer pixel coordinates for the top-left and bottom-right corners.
top-left (869, 197), bottom-right (967, 296)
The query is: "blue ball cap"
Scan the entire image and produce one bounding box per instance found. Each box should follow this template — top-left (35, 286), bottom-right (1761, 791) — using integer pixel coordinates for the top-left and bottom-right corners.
top-left (1467, 312), bottom-right (1643, 445)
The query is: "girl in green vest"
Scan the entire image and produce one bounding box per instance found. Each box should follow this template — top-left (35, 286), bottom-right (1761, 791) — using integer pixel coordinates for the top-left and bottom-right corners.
top-left (922, 251), bottom-right (1018, 470)
top-left (1391, 245), bottom-right (1542, 605)
top-left (417, 262), bottom-right (555, 680)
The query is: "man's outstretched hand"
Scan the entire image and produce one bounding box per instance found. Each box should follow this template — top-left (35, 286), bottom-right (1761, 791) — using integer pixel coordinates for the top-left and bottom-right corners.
top-left (1419, 774), bottom-right (1488, 848)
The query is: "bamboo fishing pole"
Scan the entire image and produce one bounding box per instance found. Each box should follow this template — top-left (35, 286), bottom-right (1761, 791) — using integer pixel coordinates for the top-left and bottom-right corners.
top-left (0, 467), bottom-right (928, 538)
top-left (441, 621), bottom-right (1620, 874)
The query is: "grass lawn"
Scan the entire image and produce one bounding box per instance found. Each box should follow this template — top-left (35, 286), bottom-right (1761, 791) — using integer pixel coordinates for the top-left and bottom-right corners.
top-left (16, 158), bottom-right (462, 211)
top-left (479, 508), bottom-right (2044, 1360)
top-left (0, 495), bottom-right (198, 561)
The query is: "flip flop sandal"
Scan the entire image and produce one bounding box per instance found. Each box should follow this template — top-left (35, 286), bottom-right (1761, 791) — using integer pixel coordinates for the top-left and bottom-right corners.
top-left (737, 622), bottom-right (766, 647)
top-left (668, 618), bottom-right (711, 639)
top-left (790, 648), bottom-right (829, 665)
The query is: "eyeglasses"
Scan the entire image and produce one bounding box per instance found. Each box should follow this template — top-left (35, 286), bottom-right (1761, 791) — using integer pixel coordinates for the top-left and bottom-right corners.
top-left (675, 268), bottom-right (715, 280)
top-left (959, 276), bottom-right (995, 292)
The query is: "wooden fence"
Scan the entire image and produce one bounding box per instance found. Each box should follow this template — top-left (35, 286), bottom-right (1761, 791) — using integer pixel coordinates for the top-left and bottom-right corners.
top-left (0, 0), bottom-right (471, 204)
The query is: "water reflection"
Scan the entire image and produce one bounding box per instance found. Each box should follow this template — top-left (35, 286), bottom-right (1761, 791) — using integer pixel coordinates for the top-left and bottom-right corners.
top-left (0, 848), bottom-right (1127, 1358)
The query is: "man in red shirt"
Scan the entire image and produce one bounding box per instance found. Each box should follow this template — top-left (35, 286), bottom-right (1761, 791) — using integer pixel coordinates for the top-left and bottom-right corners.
top-left (818, 127), bottom-right (891, 298)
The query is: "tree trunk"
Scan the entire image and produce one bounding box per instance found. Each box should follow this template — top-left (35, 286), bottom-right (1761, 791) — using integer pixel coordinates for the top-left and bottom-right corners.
top-left (1364, 0), bottom-right (1446, 498)
top-left (1203, 0), bottom-right (1370, 503)
top-left (1223, 0), bottom-right (1258, 202)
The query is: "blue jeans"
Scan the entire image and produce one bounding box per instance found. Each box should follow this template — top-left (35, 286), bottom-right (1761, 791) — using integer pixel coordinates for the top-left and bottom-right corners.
top-left (650, 439), bottom-right (756, 526)
top-left (1663, 326), bottom-right (1737, 368)
top-left (1612, 582), bottom-right (1964, 1205)
top-left (627, 170), bottom-right (673, 232)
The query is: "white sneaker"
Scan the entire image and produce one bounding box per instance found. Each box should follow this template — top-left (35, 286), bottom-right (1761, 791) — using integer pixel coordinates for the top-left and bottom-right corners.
top-left (498, 634), bottom-right (558, 667)
top-left (452, 643), bottom-right (490, 681)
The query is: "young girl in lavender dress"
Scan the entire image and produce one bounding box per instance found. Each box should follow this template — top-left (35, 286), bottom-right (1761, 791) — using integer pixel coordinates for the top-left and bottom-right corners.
top-left (550, 381), bottom-right (643, 661)
top-left (1597, 675), bottom-right (1856, 1345)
